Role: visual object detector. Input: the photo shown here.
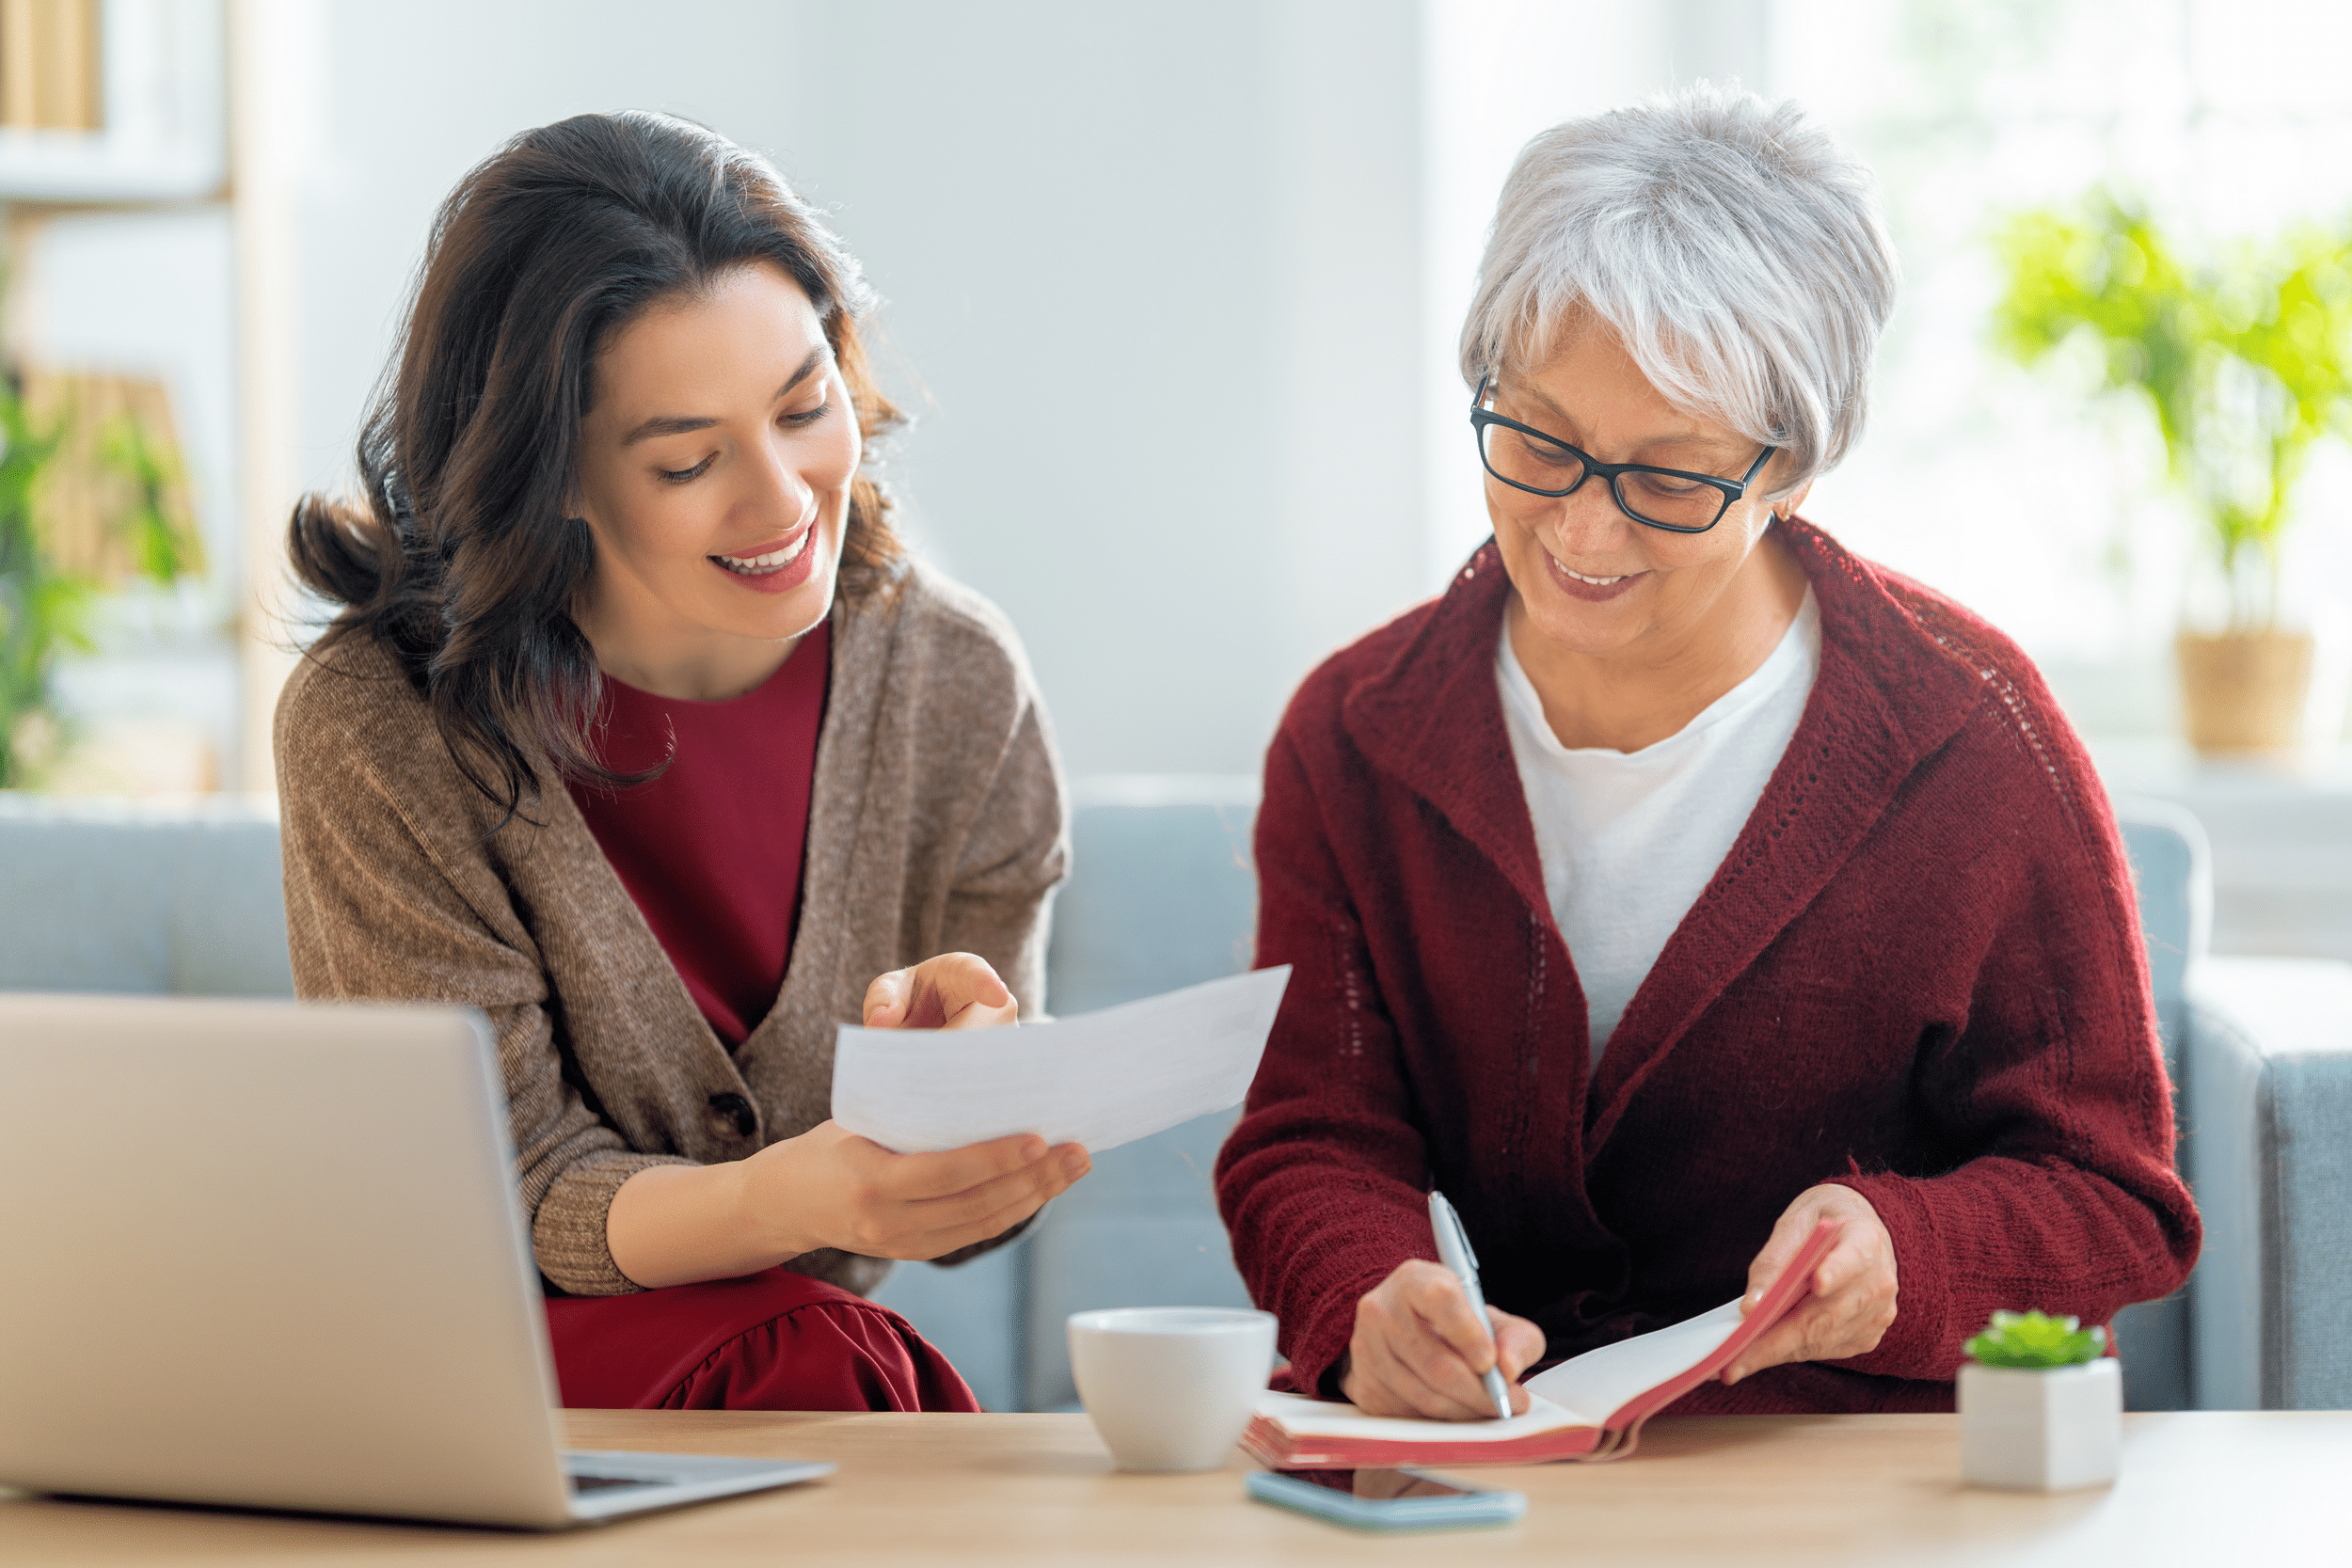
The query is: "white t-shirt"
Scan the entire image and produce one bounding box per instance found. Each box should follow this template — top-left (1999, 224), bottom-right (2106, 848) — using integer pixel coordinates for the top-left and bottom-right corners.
top-left (1495, 590), bottom-right (1821, 1062)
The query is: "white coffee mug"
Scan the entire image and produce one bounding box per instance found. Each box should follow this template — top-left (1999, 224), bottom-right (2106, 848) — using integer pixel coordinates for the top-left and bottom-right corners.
top-left (1067, 1307), bottom-right (1278, 1472)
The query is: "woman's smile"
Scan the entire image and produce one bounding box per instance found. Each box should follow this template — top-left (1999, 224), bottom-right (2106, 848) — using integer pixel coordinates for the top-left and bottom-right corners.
top-left (710, 519), bottom-right (818, 594)
top-left (1544, 548), bottom-right (1646, 601)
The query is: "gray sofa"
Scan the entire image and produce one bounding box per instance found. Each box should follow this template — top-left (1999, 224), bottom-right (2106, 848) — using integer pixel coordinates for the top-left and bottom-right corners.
top-left (2184, 957), bottom-right (2352, 1409)
top-left (2, 783), bottom-right (2344, 1413)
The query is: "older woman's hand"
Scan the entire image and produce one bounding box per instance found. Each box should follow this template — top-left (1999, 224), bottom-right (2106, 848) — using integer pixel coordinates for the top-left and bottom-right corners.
top-left (1339, 1259), bottom-right (1547, 1419)
top-left (1721, 1184), bottom-right (1898, 1385)
top-left (863, 952), bottom-right (1021, 1030)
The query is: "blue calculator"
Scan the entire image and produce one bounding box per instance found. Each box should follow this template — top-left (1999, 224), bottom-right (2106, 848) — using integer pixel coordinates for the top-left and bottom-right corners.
top-left (1246, 1467), bottom-right (1527, 1531)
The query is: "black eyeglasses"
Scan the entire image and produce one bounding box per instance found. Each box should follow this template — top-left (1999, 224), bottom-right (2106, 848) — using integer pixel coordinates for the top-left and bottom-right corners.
top-left (1470, 376), bottom-right (1776, 534)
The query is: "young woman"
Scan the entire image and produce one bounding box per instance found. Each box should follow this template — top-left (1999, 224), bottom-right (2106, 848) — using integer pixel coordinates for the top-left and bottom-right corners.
top-left (276, 111), bottom-right (1089, 1412)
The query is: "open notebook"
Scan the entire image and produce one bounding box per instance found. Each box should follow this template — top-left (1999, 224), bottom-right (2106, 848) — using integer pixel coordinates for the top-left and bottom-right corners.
top-left (1242, 1219), bottom-right (1838, 1467)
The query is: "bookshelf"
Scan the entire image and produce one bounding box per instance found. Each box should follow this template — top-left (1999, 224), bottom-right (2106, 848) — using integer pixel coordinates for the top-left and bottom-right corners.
top-left (3, 0), bottom-right (103, 133)
top-left (0, 0), bottom-right (224, 202)
top-left (0, 0), bottom-right (290, 793)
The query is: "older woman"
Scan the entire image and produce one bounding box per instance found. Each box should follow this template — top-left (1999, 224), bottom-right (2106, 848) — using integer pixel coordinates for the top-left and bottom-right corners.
top-left (1215, 86), bottom-right (2198, 1418)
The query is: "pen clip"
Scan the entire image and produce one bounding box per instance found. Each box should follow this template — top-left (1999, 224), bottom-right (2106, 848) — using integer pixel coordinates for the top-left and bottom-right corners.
top-left (1430, 1190), bottom-right (1480, 1275)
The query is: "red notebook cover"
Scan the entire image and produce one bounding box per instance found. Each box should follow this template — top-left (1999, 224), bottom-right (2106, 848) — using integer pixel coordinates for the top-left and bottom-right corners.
top-left (1242, 1219), bottom-right (1839, 1467)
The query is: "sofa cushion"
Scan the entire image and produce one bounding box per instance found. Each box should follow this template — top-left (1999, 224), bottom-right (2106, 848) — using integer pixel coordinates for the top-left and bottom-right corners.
top-left (0, 797), bottom-right (292, 997)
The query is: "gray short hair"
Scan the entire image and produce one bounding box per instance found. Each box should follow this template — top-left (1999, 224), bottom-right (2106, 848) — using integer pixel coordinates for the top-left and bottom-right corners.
top-left (1459, 83), bottom-right (1899, 497)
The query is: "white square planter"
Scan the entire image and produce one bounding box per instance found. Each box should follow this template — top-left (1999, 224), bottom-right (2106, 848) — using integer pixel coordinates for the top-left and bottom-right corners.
top-left (1959, 1358), bottom-right (2122, 1491)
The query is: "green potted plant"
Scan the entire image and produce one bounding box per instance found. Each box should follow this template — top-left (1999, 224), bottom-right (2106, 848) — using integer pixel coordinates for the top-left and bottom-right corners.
top-left (1958, 1310), bottom-right (2121, 1491)
top-left (0, 369), bottom-right (202, 788)
top-left (1994, 193), bottom-right (2352, 753)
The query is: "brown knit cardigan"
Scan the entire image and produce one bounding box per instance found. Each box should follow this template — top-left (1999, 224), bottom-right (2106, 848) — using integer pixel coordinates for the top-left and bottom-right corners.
top-left (275, 563), bottom-right (1068, 1298)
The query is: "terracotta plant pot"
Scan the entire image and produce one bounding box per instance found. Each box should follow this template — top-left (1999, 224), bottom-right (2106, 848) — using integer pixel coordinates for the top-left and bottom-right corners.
top-left (2176, 630), bottom-right (2315, 754)
top-left (1959, 1359), bottom-right (2122, 1491)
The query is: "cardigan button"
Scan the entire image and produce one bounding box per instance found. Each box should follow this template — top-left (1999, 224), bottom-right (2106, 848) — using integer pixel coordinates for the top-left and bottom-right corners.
top-left (707, 1092), bottom-right (757, 1139)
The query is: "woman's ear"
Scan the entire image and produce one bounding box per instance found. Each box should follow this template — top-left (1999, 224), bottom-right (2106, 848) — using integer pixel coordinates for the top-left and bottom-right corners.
top-left (1774, 481), bottom-right (1813, 522)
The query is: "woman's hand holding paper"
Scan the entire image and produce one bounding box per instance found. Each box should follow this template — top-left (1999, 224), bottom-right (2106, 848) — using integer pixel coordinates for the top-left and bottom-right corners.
top-left (1721, 1184), bottom-right (1898, 1385)
top-left (609, 953), bottom-right (1082, 1288)
top-left (1340, 1259), bottom-right (1546, 1419)
top-left (612, 1120), bottom-right (1089, 1287)
top-left (747, 1119), bottom-right (1089, 1261)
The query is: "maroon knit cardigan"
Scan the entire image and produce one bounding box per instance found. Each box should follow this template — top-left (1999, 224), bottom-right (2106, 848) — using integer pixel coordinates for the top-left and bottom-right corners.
top-left (1215, 520), bottom-right (2200, 1414)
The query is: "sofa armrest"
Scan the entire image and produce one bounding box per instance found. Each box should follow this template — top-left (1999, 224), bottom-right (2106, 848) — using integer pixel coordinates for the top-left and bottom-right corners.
top-left (2186, 955), bottom-right (2352, 1410)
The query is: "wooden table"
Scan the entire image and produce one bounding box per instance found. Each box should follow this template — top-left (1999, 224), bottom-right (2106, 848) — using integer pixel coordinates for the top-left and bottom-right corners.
top-left (2, 1410), bottom-right (2346, 1565)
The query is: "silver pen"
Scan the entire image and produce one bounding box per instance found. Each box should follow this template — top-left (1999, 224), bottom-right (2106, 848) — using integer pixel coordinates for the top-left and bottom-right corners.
top-left (1427, 1189), bottom-right (1514, 1421)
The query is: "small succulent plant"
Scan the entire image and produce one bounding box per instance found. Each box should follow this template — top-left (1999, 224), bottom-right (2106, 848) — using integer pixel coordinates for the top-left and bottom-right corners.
top-left (1963, 1310), bottom-right (2108, 1370)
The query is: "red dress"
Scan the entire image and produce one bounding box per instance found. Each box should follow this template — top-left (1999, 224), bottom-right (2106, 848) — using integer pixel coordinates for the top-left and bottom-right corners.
top-left (570, 623), bottom-right (832, 1049)
top-left (553, 625), bottom-right (979, 1413)
top-left (1215, 521), bottom-right (2199, 1414)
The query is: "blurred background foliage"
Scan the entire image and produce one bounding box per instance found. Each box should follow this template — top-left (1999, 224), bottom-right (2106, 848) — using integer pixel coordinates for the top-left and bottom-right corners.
top-left (1994, 195), bottom-right (2352, 628)
top-left (0, 369), bottom-right (203, 787)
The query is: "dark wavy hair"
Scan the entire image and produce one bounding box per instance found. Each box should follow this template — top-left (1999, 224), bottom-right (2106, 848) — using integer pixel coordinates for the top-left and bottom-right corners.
top-left (290, 110), bottom-right (903, 821)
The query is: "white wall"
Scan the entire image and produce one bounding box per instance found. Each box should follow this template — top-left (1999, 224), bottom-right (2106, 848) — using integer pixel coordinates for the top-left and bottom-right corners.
top-left (30, 0), bottom-right (1770, 786)
top-left (293, 0), bottom-right (1442, 779)
top-left (779, 0), bottom-right (1430, 776)
top-left (1421, 1), bottom-right (1688, 585)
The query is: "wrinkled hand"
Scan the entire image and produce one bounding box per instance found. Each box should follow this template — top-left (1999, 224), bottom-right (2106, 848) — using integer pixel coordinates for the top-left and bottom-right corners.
top-left (747, 1120), bottom-right (1089, 1261)
top-left (1722, 1184), bottom-right (1898, 1385)
top-left (864, 952), bottom-right (1020, 1030)
top-left (1339, 1259), bottom-right (1546, 1420)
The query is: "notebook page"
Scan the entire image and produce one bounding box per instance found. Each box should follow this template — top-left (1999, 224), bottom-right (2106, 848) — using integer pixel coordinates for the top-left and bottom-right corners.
top-left (1253, 1389), bottom-right (1602, 1440)
top-left (831, 966), bottom-right (1289, 1154)
top-left (1522, 1300), bottom-right (1744, 1423)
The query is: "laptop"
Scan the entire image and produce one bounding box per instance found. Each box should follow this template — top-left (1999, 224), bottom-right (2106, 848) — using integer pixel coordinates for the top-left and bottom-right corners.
top-left (0, 992), bottom-right (832, 1528)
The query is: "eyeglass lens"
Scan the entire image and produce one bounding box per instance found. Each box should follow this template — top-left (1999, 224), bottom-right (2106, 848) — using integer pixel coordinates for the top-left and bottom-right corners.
top-left (1477, 420), bottom-right (1730, 531)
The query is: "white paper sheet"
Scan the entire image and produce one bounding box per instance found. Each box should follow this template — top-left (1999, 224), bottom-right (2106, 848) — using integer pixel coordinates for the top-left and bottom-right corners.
top-left (1523, 1299), bottom-right (1744, 1423)
top-left (829, 966), bottom-right (1291, 1154)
